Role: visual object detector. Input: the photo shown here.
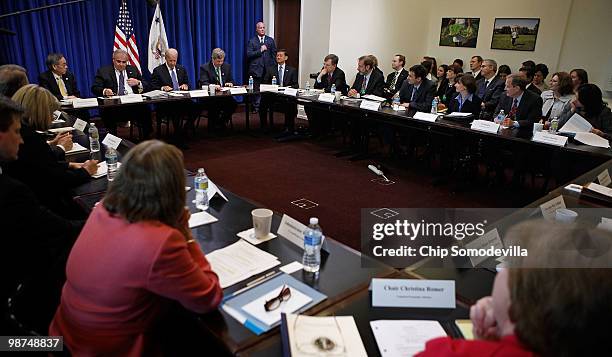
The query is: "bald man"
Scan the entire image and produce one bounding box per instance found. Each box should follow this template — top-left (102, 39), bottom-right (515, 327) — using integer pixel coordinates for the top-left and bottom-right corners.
top-left (247, 22), bottom-right (276, 111)
top-left (151, 48), bottom-right (190, 91)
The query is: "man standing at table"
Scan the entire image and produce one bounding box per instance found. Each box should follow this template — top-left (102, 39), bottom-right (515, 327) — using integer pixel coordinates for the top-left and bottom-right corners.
top-left (91, 49), bottom-right (151, 138)
top-left (38, 53), bottom-right (80, 100)
top-left (199, 48), bottom-right (237, 130)
top-left (247, 22), bottom-right (276, 113)
top-left (259, 49), bottom-right (298, 132)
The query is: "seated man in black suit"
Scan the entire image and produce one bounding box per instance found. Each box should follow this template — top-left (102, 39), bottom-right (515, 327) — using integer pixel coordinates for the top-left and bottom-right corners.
top-left (497, 74), bottom-right (544, 130)
top-left (313, 54), bottom-right (347, 94)
top-left (38, 53), bottom-right (80, 100)
top-left (348, 55), bottom-right (385, 98)
top-left (383, 54), bottom-right (408, 100)
top-left (519, 66), bottom-right (542, 96)
top-left (91, 49), bottom-right (151, 137)
top-left (259, 49), bottom-right (299, 132)
top-left (0, 97), bottom-right (82, 333)
top-left (198, 48), bottom-right (237, 130)
top-left (398, 64), bottom-right (436, 112)
top-left (476, 59), bottom-right (505, 119)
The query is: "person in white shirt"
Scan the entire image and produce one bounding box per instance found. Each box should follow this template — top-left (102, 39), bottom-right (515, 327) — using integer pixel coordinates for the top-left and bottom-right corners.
top-left (541, 71), bottom-right (576, 122)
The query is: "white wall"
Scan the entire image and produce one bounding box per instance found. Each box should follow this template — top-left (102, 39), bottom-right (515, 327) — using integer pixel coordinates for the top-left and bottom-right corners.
top-left (299, 0), bottom-right (332, 86)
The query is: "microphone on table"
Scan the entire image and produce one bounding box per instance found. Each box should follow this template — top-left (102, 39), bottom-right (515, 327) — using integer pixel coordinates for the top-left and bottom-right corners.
top-left (368, 164), bottom-right (390, 182)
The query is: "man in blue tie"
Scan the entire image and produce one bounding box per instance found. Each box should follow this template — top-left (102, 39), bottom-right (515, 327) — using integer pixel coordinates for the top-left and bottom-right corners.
top-left (398, 64), bottom-right (436, 112)
top-left (151, 48), bottom-right (189, 91)
top-left (247, 22), bottom-right (277, 112)
top-left (259, 49), bottom-right (299, 132)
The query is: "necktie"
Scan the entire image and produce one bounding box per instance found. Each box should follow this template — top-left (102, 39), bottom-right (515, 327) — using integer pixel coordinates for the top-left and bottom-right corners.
top-left (484, 80), bottom-right (490, 88)
top-left (327, 73), bottom-right (332, 84)
top-left (389, 72), bottom-right (399, 90)
top-left (278, 65), bottom-right (284, 85)
top-left (260, 37), bottom-right (264, 45)
top-left (478, 81), bottom-right (486, 98)
top-left (410, 86), bottom-right (417, 101)
top-left (510, 98), bottom-right (519, 118)
top-left (170, 69), bottom-right (179, 90)
top-left (360, 75), bottom-right (368, 95)
top-left (216, 67), bottom-right (223, 86)
top-left (56, 77), bottom-right (68, 97)
top-left (118, 71), bottom-right (125, 95)
top-left (458, 95), bottom-right (464, 111)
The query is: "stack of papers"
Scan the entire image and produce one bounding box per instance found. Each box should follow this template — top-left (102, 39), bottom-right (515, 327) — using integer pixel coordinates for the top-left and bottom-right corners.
top-left (362, 94), bottom-right (386, 102)
top-left (559, 113), bottom-right (592, 133)
top-left (206, 240), bottom-right (280, 288)
top-left (65, 142), bottom-right (88, 155)
top-left (92, 161), bottom-right (122, 179)
top-left (370, 320), bottom-right (447, 357)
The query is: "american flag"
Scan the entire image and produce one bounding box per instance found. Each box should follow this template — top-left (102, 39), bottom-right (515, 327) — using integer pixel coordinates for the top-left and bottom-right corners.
top-left (113, 0), bottom-right (141, 73)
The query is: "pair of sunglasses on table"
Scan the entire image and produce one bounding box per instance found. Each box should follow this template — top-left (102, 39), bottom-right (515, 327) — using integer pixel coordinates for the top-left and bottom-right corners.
top-left (264, 285), bottom-right (292, 311)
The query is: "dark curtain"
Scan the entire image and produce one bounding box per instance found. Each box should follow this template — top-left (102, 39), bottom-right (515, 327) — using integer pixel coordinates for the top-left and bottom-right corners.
top-left (0, 0), bottom-right (263, 96)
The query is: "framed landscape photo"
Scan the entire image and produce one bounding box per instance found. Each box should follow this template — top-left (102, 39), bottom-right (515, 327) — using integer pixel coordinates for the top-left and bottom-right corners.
top-left (491, 18), bottom-right (540, 51)
top-left (439, 18), bottom-right (480, 48)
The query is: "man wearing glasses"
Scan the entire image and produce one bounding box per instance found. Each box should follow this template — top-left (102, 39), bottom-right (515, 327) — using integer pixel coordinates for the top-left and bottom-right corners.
top-left (38, 53), bottom-right (81, 101)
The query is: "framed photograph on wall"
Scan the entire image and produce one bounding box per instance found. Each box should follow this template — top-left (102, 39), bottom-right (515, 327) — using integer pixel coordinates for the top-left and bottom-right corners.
top-left (491, 18), bottom-right (540, 51)
top-left (439, 18), bottom-right (480, 48)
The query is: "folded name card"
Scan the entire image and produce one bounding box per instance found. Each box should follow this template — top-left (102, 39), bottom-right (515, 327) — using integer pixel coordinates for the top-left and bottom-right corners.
top-left (598, 169), bottom-right (612, 187)
top-left (258, 84), bottom-right (278, 92)
top-left (72, 98), bottom-right (99, 108)
top-left (119, 94), bottom-right (143, 104)
top-left (371, 278), bottom-right (456, 308)
top-left (470, 120), bottom-right (500, 134)
top-left (283, 88), bottom-right (298, 96)
top-left (189, 89), bottom-right (209, 98)
top-left (532, 132), bottom-right (568, 147)
top-left (413, 112), bottom-right (439, 122)
top-left (73, 118), bottom-right (87, 132)
top-left (229, 87), bottom-right (248, 95)
top-left (318, 93), bottom-right (335, 103)
top-left (360, 100), bottom-right (380, 111)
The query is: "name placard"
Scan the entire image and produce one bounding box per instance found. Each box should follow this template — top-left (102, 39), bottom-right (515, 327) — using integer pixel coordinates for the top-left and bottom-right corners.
top-left (360, 100), bottom-right (380, 111)
top-left (283, 88), bottom-right (298, 97)
top-left (413, 112), bottom-right (439, 122)
top-left (277, 214), bottom-right (309, 248)
top-left (259, 84), bottom-right (278, 93)
top-left (102, 133), bottom-right (122, 150)
top-left (229, 87), bottom-right (248, 95)
top-left (119, 94), bottom-right (143, 104)
top-left (532, 131), bottom-right (568, 147)
top-left (72, 98), bottom-right (99, 108)
top-left (598, 169), bottom-right (612, 187)
top-left (371, 278), bottom-right (456, 308)
top-left (73, 118), bottom-right (87, 133)
top-left (470, 120), bottom-right (500, 134)
top-left (465, 229), bottom-right (503, 266)
top-left (539, 195), bottom-right (566, 220)
top-left (318, 93), bottom-right (335, 103)
top-left (189, 89), bottom-right (209, 98)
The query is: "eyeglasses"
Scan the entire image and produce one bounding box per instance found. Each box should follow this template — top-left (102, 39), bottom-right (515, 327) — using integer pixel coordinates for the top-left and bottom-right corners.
top-left (293, 314), bottom-right (347, 356)
top-left (264, 285), bottom-right (291, 311)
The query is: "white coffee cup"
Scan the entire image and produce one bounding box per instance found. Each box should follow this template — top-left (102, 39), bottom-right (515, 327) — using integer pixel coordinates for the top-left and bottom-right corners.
top-left (208, 84), bottom-right (216, 95)
top-left (533, 122), bottom-right (544, 134)
top-left (555, 208), bottom-right (578, 223)
top-left (252, 208), bottom-right (273, 238)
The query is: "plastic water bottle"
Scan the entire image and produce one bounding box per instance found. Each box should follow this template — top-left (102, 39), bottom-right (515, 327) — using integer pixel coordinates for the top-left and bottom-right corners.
top-left (194, 168), bottom-right (209, 210)
top-left (549, 117), bottom-right (559, 133)
top-left (105, 147), bottom-right (118, 181)
top-left (330, 84), bottom-right (336, 94)
top-left (305, 80), bottom-right (311, 92)
top-left (271, 76), bottom-right (277, 85)
top-left (494, 110), bottom-right (505, 124)
top-left (431, 97), bottom-right (439, 114)
top-left (89, 123), bottom-right (100, 152)
top-left (248, 76), bottom-right (254, 90)
top-left (302, 217), bottom-right (322, 273)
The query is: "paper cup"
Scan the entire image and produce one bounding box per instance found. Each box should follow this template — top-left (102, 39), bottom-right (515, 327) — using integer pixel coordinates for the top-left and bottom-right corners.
top-left (252, 208), bottom-right (273, 238)
top-left (208, 84), bottom-right (216, 95)
top-left (555, 208), bottom-right (578, 223)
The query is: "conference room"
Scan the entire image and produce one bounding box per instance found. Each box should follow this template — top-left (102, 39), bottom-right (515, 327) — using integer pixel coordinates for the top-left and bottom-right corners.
top-left (1, 0), bottom-right (612, 356)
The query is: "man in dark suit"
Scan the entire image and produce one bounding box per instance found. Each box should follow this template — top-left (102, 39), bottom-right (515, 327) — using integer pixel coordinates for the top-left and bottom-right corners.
top-left (38, 53), bottom-right (80, 100)
top-left (314, 54), bottom-right (347, 94)
top-left (150, 48), bottom-right (189, 91)
top-left (246, 22), bottom-right (276, 111)
top-left (348, 55), bottom-right (385, 98)
top-left (0, 97), bottom-right (82, 332)
top-left (476, 59), bottom-right (506, 119)
top-left (468, 55), bottom-right (483, 80)
top-left (259, 49), bottom-right (299, 132)
top-left (519, 66), bottom-right (542, 96)
top-left (496, 74), bottom-right (543, 130)
top-left (398, 64), bottom-right (436, 112)
top-left (198, 48), bottom-right (237, 130)
top-left (91, 49), bottom-right (151, 137)
top-left (383, 54), bottom-right (408, 99)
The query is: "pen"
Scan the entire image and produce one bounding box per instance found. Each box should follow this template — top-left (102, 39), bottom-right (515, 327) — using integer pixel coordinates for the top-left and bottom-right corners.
top-left (247, 271), bottom-right (276, 287)
top-left (223, 271), bottom-right (282, 302)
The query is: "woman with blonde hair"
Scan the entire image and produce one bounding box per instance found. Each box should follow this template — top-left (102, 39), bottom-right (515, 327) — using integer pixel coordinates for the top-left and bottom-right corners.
top-left (5, 84), bottom-right (97, 215)
top-left (50, 140), bottom-right (223, 356)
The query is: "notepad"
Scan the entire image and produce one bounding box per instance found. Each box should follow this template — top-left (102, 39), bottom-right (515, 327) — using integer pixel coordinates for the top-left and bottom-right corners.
top-left (370, 320), bottom-right (447, 357)
top-left (188, 211), bottom-right (218, 228)
top-left (92, 162), bottom-right (122, 179)
top-left (65, 142), bottom-right (88, 155)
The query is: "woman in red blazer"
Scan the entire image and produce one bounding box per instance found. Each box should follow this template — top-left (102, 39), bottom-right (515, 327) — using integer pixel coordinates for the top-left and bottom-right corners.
top-left (49, 140), bottom-right (223, 356)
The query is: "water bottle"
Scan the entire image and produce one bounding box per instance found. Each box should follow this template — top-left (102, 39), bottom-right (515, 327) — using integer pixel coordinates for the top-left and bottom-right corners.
top-left (271, 76), bottom-right (277, 85)
top-left (431, 97), bottom-right (439, 114)
top-left (549, 117), bottom-right (559, 133)
top-left (194, 168), bottom-right (209, 210)
top-left (302, 217), bottom-right (322, 273)
top-left (89, 123), bottom-right (100, 152)
top-left (494, 110), bottom-right (505, 124)
top-left (330, 84), bottom-right (336, 94)
top-left (248, 76), bottom-right (254, 90)
top-left (305, 80), bottom-right (311, 92)
top-left (105, 146), bottom-right (118, 181)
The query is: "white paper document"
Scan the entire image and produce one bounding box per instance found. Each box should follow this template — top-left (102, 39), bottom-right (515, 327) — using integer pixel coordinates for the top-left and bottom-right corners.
top-left (188, 89), bottom-right (209, 98)
top-left (229, 87), bottom-right (248, 95)
top-left (413, 112), bottom-right (439, 122)
top-left (92, 162), bottom-right (122, 179)
top-left (73, 118), bottom-right (87, 132)
top-left (65, 142), bottom-right (88, 155)
top-left (206, 240), bottom-right (281, 288)
top-left (573, 132), bottom-right (610, 148)
top-left (559, 113), bottom-right (592, 133)
top-left (48, 127), bottom-right (74, 134)
top-left (370, 320), bottom-right (446, 357)
top-left (258, 84), bottom-right (278, 93)
top-left (242, 286), bottom-right (311, 326)
top-left (72, 98), bottom-right (99, 108)
top-left (362, 94), bottom-right (386, 102)
top-left (208, 179), bottom-right (228, 201)
top-left (188, 211), bottom-right (218, 228)
top-left (585, 182), bottom-right (612, 198)
top-left (446, 112), bottom-right (472, 117)
top-left (286, 314), bottom-right (368, 357)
